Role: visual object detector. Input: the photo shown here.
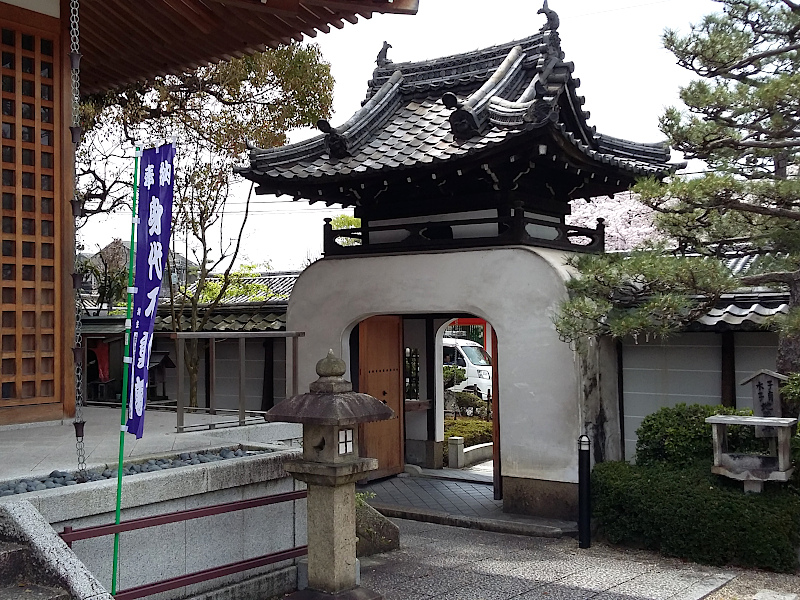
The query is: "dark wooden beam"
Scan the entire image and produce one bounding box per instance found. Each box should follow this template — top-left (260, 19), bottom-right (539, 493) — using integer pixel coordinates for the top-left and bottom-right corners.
top-left (721, 331), bottom-right (736, 408)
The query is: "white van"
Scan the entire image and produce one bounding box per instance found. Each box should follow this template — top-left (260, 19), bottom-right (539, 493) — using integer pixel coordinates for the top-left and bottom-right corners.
top-left (442, 337), bottom-right (492, 399)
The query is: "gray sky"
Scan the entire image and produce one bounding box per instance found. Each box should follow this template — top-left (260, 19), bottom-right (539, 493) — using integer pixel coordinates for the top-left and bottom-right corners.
top-left (80, 0), bottom-right (718, 270)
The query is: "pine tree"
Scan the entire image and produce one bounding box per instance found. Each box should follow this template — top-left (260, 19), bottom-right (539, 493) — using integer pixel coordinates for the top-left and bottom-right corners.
top-left (557, 0), bottom-right (800, 376)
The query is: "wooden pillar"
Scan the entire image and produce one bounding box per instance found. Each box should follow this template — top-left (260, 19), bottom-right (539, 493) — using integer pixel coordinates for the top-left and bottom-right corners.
top-left (208, 338), bottom-right (216, 416)
top-left (425, 317), bottom-right (435, 440)
top-left (721, 331), bottom-right (736, 408)
top-left (176, 337), bottom-right (185, 433)
top-left (491, 328), bottom-right (501, 500)
top-left (238, 337), bottom-right (246, 426)
top-left (261, 338), bottom-right (274, 411)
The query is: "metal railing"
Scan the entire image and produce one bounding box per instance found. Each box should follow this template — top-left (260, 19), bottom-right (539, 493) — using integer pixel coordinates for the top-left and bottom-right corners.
top-left (60, 490), bottom-right (308, 600)
top-left (324, 206), bottom-right (605, 256)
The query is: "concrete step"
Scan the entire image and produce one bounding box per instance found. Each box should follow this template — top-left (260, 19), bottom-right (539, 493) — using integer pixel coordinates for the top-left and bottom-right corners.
top-left (371, 501), bottom-right (576, 538)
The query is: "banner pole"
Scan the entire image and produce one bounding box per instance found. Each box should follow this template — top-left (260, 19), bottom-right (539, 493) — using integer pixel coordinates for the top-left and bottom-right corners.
top-left (112, 147), bottom-right (141, 594)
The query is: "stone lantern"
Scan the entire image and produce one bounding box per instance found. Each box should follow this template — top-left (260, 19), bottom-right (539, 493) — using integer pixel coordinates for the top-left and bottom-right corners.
top-left (265, 350), bottom-right (394, 600)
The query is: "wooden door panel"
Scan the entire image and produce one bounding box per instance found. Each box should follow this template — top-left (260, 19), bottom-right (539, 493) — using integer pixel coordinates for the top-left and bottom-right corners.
top-left (359, 315), bottom-right (403, 480)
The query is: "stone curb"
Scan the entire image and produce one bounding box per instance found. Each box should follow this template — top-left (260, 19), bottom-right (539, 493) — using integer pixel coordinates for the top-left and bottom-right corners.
top-left (0, 442), bottom-right (293, 489)
top-left (678, 573), bottom-right (739, 600)
top-left (413, 471), bottom-right (493, 485)
top-left (0, 449), bottom-right (304, 523)
top-left (0, 500), bottom-right (113, 600)
top-left (369, 501), bottom-right (566, 538)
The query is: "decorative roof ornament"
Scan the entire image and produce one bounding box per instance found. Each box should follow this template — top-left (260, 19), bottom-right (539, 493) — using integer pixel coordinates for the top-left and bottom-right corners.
top-left (442, 92), bottom-right (481, 140)
top-left (317, 119), bottom-right (350, 159)
top-left (376, 41), bottom-right (392, 68)
top-left (538, 0), bottom-right (560, 32)
top-left (538, 0), bottom-right (562, 54)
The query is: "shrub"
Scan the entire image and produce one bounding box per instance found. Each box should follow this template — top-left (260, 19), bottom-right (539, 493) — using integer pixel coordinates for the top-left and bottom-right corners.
top-left (592, 460), bottom-right (800, 572)
top-left (443, 366), bottom-right (465, 390)
top-left (443, 417), bottom-right (493, 466)
top-left (635, 403), bottom-right (759, 467)
top-left (783, 373), bottom-right (800, 417)
top-left (454, 391), bottom-right (486, 416)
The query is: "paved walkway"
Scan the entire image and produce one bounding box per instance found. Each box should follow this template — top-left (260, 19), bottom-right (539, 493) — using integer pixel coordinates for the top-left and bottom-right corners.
top-left (365, 475), bottom-right (502, 517)
top-left (359, 518), bottom-right (737, 600)
top-left (0, 407), bottom-right (299, 481)
top-left (361, 475), bottom-right (578, 537)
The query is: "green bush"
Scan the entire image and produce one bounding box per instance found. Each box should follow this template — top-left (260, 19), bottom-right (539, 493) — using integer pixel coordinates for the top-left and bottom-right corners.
top-left (443, 366), bottom-right (465, 390)
top-left (635, 403), bottom-right (760, 466)
top-left (592, 461), bottom-right (800, 572)
top-left (453, 391), bottom-right (488, 416)
top-left (443, 417), bottom-right (493, 466)
top-left (783, 373), bottom-right (800, 418)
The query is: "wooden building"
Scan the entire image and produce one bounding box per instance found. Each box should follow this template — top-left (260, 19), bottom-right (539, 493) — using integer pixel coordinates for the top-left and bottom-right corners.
top-left (238, 7), bottom-right (684, 518)
top-left (0, 0), bottom-right (418, 426)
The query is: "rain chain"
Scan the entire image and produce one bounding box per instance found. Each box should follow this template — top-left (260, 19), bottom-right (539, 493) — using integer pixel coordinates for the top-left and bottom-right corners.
top-left (69, 0), bottom-right (87, 478)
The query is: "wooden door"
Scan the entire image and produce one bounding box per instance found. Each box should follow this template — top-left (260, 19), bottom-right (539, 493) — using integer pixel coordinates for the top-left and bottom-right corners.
top-left (358, 315), bottom-right (404, 480)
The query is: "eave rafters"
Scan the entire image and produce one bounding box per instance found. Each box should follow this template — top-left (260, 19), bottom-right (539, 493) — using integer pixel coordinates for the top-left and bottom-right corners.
top-left (80, 0), bottom-right (418, 95)
top-left (253, 134), bottom-right (639, 210)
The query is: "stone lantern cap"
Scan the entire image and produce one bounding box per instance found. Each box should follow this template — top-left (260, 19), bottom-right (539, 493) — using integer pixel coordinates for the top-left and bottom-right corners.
top-left (265, 350), bottom-right (394, 426)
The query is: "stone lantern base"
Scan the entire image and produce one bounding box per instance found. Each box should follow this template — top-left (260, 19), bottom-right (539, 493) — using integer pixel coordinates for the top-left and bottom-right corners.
top-left (286, 587), bottom-right (382, 600)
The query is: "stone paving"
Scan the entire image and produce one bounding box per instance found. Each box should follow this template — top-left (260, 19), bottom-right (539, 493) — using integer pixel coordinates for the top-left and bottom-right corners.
top-left (359, 519), bottom-right (736, 600)
top-left (363, 475), bottom-right (503, 518)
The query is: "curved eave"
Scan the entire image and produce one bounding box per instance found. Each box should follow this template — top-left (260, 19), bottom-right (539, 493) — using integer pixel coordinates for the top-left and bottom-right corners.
top-left (241, 120), bottom-right (674, 205)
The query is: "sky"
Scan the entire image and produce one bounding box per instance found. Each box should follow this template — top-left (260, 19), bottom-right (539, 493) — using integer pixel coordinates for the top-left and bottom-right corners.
top-left (79, 0), bottom-right (719, 271)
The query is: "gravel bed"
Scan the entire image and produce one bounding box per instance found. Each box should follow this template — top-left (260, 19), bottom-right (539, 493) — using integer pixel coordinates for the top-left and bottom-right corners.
top-left (0, 448), bottom-right (262, 497)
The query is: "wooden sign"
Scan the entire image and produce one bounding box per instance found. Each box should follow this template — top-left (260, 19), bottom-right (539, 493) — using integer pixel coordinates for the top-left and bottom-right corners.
top-left (740, 369), bottom-right (788, 437)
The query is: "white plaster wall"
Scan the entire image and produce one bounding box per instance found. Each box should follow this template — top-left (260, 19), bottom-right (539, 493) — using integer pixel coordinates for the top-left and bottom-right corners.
top-left (2, 0), bottom-right (58, 17)
top-left (287, 246), bottom-right (581, 484)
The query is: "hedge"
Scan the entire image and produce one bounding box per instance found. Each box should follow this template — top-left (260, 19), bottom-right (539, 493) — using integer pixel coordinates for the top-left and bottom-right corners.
top-left (592, 460), bottom-right (800, 572)
top-left (635, 403), bottom-right (761, 467)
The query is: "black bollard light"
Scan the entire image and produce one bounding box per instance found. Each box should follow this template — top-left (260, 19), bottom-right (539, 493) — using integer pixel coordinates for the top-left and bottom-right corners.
top-left (578, 434), bottom-right (591, 548)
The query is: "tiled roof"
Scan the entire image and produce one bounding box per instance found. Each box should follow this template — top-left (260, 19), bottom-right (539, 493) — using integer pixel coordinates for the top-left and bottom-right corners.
top-left (184, 271), bottom-right (299, 304)
top-left (151, 272), bottom-right (298, 333)
top-left (154, 310), bottom-right (287, 333)
top-left (238, 9), bottom-right (679, 202)
top-left (697, 303), bottom-right (789, 328)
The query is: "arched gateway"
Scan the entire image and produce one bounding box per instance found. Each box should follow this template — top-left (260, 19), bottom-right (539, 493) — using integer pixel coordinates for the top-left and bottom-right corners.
top-left (237, 6), bottom-right (680, 519)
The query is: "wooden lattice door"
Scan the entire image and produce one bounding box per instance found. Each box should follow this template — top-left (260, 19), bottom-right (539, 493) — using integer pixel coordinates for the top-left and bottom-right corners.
top-left (0, 8), bottom-right (64, 425)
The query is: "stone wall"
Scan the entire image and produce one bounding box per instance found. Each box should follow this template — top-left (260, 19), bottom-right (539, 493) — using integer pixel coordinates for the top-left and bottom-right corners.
top-left (0, 450), bottom-right (306, 600)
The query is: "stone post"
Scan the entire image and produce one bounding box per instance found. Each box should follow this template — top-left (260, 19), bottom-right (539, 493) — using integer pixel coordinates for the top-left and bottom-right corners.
top-left (265, 350), bottom-right (394, 600)
top-left (448, 436), bottom-right (465, 468)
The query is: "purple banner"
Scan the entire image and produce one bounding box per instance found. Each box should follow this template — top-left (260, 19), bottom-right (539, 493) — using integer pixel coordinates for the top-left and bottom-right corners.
top-left (126, 142), bottom-right (175, 438)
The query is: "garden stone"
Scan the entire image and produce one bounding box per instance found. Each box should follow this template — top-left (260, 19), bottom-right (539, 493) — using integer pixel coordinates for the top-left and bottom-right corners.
top-left (356, 501), bottom-right (399, 557)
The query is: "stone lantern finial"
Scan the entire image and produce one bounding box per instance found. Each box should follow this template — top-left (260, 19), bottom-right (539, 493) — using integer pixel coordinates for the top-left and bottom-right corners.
top-left (310, 350), bottom-right (352, 394)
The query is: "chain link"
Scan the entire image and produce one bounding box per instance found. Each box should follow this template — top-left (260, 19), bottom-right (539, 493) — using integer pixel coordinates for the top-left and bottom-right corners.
top-left (69, 0), bottom-right (80, 128)
top-left (70, 0), bottom-right (87, 478)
